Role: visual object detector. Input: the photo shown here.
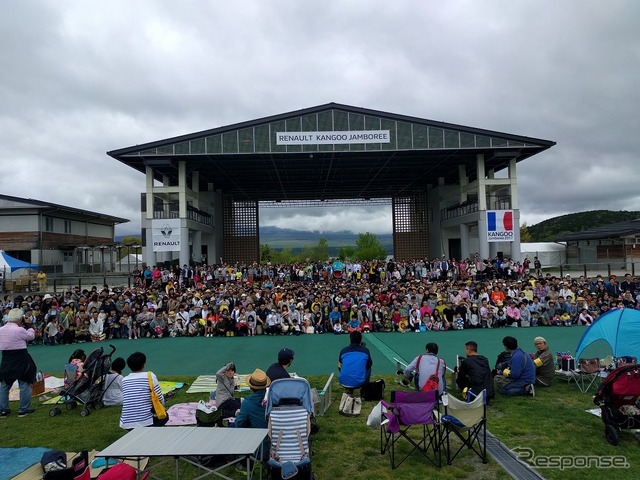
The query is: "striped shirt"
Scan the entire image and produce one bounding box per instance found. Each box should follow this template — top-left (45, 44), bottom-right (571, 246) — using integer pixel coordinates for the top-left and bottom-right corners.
top-left (119, 371), bottom-right (164, 429)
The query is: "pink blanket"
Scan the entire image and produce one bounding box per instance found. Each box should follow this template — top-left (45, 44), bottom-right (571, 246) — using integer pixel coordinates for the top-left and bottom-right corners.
top-left (166, 402), bottom-right (199, 426)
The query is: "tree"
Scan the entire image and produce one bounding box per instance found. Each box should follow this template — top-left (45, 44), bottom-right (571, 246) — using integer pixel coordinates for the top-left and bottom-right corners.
top-left (520, 223), bottom-right (533, 243)
top-left (354, 232), bottom-right (387, 261)
top-left (337, 246), bottom-right (355, 261)
top-left (121, 236), bottom-right (142, 260)
top-left (309, 238), bottom-right (329, 262)
top-left (260, 244), bottom-right (272, 263)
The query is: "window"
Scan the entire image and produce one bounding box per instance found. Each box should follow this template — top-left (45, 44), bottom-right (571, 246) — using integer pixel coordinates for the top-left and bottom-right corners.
top-left (45, 217), bottom-right (54, 232)
top-left (64, 220), bottom-right (71, 234)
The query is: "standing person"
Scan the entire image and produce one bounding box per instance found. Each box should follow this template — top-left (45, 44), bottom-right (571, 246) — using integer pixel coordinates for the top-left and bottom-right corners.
top-left (495, 336), bottom-right (536, 397)
top-left (455, 341), bottom-right (494, 401)
top-left (0, 308), bottom-right (37, 417)
top-left (338, 331), bottom-right (373, 391)
top-left (400, 342), bottom-right (446, 394)
top-left (533, 257), bottom-right (542, 278)
top-left (215, 362), bottom-right (241, 418)
top-left (119, 352), bottom-right (166, 429)
top-left (532, 337), bottom-right (555, 387)
top-left (266, 348), bottom-right (294, 382)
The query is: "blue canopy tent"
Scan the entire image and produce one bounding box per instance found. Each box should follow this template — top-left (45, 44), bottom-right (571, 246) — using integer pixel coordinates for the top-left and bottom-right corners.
top-left (575, 308), bottom-right (640, 360)
top-left (0, 250), bottom-right (39, 279)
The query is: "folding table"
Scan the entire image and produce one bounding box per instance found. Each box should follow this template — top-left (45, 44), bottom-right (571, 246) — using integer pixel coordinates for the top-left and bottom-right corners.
top-left (98, 426), bottom-right (268, 480)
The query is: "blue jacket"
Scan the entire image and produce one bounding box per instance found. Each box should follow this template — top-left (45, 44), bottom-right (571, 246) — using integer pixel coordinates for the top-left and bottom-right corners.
top-left (506, 348), bottom-right (536, 386)
top-left (234, 389), bottom-right (267, 429)
top-left (338, 343), bottom-right (372, 388)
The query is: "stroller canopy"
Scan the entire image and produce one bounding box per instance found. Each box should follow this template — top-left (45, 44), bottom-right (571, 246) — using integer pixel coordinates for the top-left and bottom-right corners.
top-left (266, 378), bottom-right (314, 416)
top-left (575, 308), bottom-right (640, 360)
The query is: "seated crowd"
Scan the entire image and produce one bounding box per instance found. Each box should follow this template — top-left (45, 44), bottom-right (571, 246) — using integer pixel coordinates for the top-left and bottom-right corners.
top-left (0, 258), bottom-right (636, 344)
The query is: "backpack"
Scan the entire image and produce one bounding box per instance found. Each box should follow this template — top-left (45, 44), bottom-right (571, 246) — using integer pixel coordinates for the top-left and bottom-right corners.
top-left (96, 463), bottom-right (138, 480)
top-left (416, 355), bottom-right (441, 392)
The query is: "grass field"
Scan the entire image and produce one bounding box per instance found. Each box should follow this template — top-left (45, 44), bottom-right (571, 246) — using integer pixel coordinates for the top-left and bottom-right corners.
top-left (2, 331), bottom-right (638, 479)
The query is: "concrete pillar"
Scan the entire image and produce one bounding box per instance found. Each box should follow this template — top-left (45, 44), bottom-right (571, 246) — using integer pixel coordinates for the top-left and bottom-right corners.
top-left (192, 230), bottom-right (202, 265)
top-left (512, 209), bottom-right (521, 261)
top-left (178, 161), bottom-right (187, 218)
top-left (144, 228), bottom-right (154, 266)
top-left (477, 154), bottom-right (490, 260)
top-left (460, 223), bottom-right (470, 260)
top-left (180, 224), bottom-right (190, 267)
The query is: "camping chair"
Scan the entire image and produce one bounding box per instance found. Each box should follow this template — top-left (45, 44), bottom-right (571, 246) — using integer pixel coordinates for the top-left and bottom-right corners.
top-left (572, 358), bottom-right (602, 393)
top-left (615, 356), bottom-right (638, 368)
top-left (380, 390), bottom-right (441, 469)
top-left (441, 391), bottom-right (487, 465)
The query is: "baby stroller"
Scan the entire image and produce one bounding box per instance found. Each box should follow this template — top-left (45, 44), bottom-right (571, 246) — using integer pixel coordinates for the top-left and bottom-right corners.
top-left (594, 363), bottom-right (640, 445)
top-left (265, 378), bottom-right (316, 480)
top-left (50, 345), bottom-right (116, 417)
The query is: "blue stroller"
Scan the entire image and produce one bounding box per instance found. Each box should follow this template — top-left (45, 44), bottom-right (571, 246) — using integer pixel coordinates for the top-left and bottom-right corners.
top-left (265, 378), bottom-right (315, 480)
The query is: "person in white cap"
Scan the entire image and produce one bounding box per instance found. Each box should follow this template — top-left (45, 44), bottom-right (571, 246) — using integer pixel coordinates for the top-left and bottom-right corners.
top-left (0, 308), bottom-right (37, 417)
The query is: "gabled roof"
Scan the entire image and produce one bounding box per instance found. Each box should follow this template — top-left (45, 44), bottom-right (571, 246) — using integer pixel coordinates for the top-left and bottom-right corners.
top-left (0, 194), bottom-right (128, 224)
top-left (108, 102), bottom-right (555, 202)
top-left (555, 219), bottom-right (640, 241)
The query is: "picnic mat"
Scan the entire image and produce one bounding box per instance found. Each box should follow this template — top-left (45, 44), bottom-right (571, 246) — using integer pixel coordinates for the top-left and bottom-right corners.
top-left (40, 380), bottom-right (183, 405)
top-left (0, 447), bottom-right (49, 480)
top-left (10, 376), bottom-right (64, 402)
top-left (11, 450), bottom-right (148, 480)
top-left (166, 402), bottom-right (199, 426)
top-left (185, 374), bottom-right (250, 394)
top-left (159, 381), bottom-right (184, 395)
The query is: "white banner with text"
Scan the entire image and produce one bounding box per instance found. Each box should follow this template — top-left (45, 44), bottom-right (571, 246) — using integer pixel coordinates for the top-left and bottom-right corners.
top-left (152, 219), bottom-right (181, 252)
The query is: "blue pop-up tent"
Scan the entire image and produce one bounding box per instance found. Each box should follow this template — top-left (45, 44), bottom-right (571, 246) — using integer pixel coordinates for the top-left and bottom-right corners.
top-left (575, 308), bottom-right (640, 360)
top-left (0, 250), bottom-right (38, 278)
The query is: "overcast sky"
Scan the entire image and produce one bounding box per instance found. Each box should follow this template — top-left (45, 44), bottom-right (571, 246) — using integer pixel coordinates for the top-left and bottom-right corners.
top-left (1, 1), bottom-right (638, 237)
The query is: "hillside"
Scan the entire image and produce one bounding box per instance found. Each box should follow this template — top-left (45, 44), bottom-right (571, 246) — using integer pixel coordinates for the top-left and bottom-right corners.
top-left (527, 210), bottom-right (640, 242)
top-left (260, 226), bottom-right (393, 255)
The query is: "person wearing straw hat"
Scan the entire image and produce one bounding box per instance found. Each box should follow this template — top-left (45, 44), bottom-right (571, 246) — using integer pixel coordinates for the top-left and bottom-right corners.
top-left (234, 369), bottom-right (271, 429)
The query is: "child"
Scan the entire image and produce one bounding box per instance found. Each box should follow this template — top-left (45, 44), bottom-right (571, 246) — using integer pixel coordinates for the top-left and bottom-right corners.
top-left (127, 314), bottom-right (139, 340)
top-left (103, 357), bottom-right (126, 407)
top-left (45, 315), bottom-right (62, 346)
top-left (68, 349), bottom-right (86, 381)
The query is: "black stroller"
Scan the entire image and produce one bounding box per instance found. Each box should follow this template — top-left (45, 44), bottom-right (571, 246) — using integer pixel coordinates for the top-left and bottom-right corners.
top-left (49, 345), bottom-right (116, 417)
top-left (594, 363), bottom-right (640, 445)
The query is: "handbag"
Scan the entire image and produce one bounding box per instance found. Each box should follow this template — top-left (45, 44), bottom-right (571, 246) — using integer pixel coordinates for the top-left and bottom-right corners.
top-left (339, 393), bottom-right (361, 417)
top-left (148, 372), bottom-right (167, 420)
top-left (361, 379), bottom-right (385, 401)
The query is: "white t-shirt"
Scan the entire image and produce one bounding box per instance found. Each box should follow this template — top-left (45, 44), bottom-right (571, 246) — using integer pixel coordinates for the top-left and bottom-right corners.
top-left (103, 372), bottom-right (123, 406)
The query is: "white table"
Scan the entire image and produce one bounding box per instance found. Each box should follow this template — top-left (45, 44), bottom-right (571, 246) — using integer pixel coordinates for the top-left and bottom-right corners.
top-left (98, 426), bottom-right (268, 480)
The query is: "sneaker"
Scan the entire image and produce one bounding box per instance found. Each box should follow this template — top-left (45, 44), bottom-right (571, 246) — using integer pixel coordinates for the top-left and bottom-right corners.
top-left (18, 408), bottom-right (35, 417)
top-left (0, 410), bottom-right (10, 417)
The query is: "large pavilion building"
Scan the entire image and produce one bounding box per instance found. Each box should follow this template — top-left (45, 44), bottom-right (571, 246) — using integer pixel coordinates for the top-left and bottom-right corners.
top-left (108, 103), bottom-right (555, 266)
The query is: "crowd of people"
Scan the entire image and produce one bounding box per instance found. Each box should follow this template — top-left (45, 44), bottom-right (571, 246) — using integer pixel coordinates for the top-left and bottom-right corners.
top-left (0, 257), bottom-right (636, 344)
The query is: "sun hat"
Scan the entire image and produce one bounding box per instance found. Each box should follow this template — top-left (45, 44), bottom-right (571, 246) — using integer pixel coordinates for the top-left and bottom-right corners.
top-left (246, 369), bottom-right (271, 390)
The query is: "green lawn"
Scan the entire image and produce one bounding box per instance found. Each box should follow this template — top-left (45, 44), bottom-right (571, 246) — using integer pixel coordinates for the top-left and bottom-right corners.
top-left (3, 372), bottom-right (640, 480)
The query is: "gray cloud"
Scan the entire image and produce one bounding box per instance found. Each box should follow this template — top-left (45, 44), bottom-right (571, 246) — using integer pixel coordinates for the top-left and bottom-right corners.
top-left (0, 0), bottom-right (638, 237)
